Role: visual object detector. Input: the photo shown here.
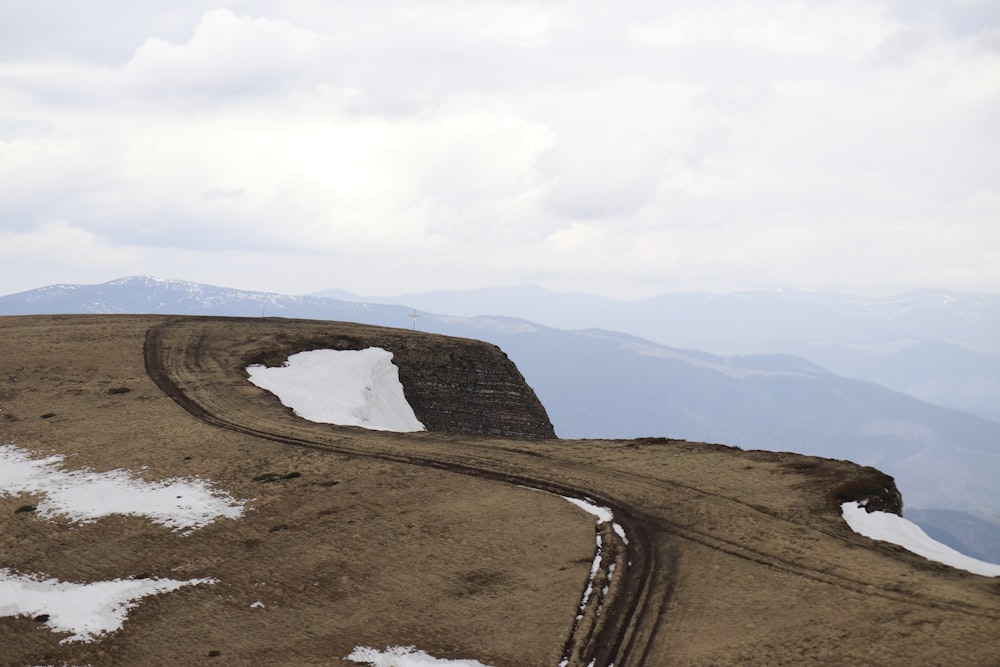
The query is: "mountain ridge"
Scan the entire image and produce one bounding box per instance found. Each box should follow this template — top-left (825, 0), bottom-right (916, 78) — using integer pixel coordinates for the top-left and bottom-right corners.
top-left (2, 276), bottom-right (998, 563)
top-left (313, 281), bottom-right (1000, 422)
top-left (5, 314), bottom-right (997, 665)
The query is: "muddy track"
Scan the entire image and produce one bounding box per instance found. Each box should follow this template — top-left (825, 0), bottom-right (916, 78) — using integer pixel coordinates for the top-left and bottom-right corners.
top-left (144, 317), bottom-right (1000, 665)
top-left (145, 318), bottom-right (661, 666)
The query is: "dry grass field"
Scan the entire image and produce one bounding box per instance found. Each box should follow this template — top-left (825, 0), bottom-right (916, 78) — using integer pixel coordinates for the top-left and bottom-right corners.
top-left (1, 315), bottom-right (998, 666)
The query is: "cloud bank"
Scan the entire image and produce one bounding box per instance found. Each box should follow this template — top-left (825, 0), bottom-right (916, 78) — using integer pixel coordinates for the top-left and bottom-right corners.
top-left (1, 1), bottom-right (998, 298)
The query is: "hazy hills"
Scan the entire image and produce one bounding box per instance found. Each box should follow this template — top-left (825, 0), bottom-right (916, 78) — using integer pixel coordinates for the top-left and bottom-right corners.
top-left (315, 285), bottom-right (1000, 351)
top-left (318, 285), bottom-right (1000, 422)
top-left (3, 276), bottom-right (999, 562)
top-left (3, 276), bottom-right (416, 326)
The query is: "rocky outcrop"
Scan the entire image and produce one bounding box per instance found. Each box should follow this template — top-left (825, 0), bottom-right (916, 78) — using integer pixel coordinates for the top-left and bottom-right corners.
top-left (239, 320), bottom-right (556, 439)
top-left (391, 341), bottom-right (555, 438)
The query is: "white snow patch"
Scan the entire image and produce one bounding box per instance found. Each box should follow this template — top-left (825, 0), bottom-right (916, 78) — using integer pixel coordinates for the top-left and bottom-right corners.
top-left (246, 348), bottom-right (425, 432)
top-left (841, 502), bottom-right (1000, 577)
top-left (0, 568), bottom-right (214, 642)
top-left (346, 646), bottom-right (494, 667)
top-left (562, 496), bottom-right (613, 524)
top-left (0, 444), bottom-right (245, 533)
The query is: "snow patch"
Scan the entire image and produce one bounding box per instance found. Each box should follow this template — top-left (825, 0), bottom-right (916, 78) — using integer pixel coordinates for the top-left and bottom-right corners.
top-left (841, 502), bottom-right (1000, 577)
top-left (246, 348), bottom-right (425, 432)
top-left (0, 444), bottom-right (245, 533)
top-left (562, 496), bottom-right (614, 524)
top-left (0, 568), bottom-right (214, 642)
top-left (346, 645), bottom-right (494, 666)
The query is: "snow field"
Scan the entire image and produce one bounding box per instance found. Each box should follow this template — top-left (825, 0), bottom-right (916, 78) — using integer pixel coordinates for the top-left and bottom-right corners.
top-left (0, 569), bottom-right (214, 642)
top-left (246, 348), bottom-right (425, 432)
top-left (841, 502), bottom-right (1000, 577)
top-left (346, 645), bottom-right (494, 667)
top-left (0, 444), bottom-right (245, 533)
top-left (0, 444), bottom-right (247, 642)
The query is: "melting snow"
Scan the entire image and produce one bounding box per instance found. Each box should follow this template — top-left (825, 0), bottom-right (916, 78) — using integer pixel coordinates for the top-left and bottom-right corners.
top-left (612, 522), bottom-right (628, 545)
top-left (0, 444), bottom-right (243, 642)
top-left (560, 495), bottom-right (625, 664)
top-left (346, 646), bottom-right (494, 666)
top-left (841, 502), bottom-right (1000, 577)
top-left (246, 348), bottom-right (425, 432)
top-left (562, 496), bottom-right (613, 523)
top-left (562, 495), bottom-right (628, 546)
top-left (0, 444), bottom-right (245, 533)
top-left (0, 568), bottom-right (214, 642)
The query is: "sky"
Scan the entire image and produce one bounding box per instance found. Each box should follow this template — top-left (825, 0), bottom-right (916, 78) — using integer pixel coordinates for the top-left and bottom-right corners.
top-left (1, 0), bottom-right (999, 300)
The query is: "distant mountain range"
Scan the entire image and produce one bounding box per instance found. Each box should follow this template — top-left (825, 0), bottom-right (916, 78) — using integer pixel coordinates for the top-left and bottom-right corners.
top-left (3, 276), bottom-right (999, 562)
top-left (318, 285), bottom-right (1000, 423)
top-left (1, 276), bottom-right (417, 327)
top-left (313, 284), bottom-right (1000, 350)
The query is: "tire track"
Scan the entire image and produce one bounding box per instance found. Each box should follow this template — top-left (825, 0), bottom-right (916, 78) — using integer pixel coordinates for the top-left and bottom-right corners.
top-left (145, 318), bottom-right (662, 667)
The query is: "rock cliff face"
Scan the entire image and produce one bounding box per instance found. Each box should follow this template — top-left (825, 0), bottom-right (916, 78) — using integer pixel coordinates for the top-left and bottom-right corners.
top-left (392, 342), bottom-right (556, 438)
top-left (240, 320), bottom-right (556, 439)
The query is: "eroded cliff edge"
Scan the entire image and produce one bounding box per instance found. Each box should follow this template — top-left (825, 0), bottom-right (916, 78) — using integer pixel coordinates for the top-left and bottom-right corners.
top-left (239, 318), bottom-right (556, 439)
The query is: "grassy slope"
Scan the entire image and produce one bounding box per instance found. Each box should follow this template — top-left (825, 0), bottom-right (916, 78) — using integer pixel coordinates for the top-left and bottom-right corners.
top-left (1, 315), bottom-right (998, 666)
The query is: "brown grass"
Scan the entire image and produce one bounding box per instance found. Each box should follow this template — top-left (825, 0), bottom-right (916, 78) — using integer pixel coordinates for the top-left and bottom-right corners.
top-left (0, 315), bottom-right (997, 666)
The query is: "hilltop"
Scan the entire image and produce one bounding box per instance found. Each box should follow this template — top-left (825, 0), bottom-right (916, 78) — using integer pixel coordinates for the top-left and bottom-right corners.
top-left (1, 315), bottom-right (998, 666)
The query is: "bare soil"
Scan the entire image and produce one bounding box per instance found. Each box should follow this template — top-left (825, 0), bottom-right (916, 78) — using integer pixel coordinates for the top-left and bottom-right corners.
top-left (1, 315), bottom-right (998, 666)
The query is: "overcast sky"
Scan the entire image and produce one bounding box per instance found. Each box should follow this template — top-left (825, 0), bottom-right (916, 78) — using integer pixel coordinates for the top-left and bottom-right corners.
top-left (2, 1), bottom-right (998, 299)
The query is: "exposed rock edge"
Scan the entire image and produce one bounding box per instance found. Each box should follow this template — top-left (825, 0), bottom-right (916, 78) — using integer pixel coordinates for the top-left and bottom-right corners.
top-left (240, 320), bottom-right (557, 439)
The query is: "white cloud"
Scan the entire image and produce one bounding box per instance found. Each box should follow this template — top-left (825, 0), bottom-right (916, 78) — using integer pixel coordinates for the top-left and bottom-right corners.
top-left (628, 1), bottom-right (894, 59)
top-left (122, 9), bottom-right (322, 97)
top-left (0, 222), bottom-right (140, 288)
top-left (0, 1), bottom-right (998, 298)
top-left (397, 1), bottom-right (557, 49)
